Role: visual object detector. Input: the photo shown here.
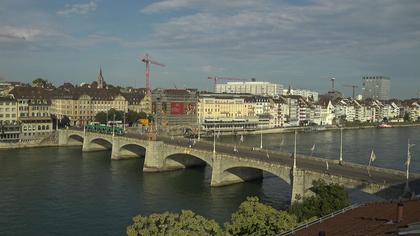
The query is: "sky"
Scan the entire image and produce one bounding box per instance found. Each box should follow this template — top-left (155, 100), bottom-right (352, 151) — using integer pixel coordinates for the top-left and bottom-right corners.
top-left (0, 0), bottom-right (419, 98)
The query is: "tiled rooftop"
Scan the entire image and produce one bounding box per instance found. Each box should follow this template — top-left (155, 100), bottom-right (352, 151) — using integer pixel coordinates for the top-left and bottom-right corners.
top-left (291, 199), bottom-right (420, 236)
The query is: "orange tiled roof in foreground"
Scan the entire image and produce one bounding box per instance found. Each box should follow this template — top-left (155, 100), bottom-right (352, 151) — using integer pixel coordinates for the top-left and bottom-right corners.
top-left (291, 199), bottom-right (420, 236)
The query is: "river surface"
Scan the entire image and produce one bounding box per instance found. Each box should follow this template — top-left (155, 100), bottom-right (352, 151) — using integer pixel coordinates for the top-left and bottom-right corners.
top-left (0, 127), bottom-right (419, 236)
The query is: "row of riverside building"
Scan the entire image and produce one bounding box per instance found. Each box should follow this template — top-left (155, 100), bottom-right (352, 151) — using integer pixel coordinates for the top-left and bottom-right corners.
top-left (0, 73), bottom-right (152, 142)
top-left (1, 76), bottom-right (419, 141)
top-left (151, 89), bottom-right (419, 136)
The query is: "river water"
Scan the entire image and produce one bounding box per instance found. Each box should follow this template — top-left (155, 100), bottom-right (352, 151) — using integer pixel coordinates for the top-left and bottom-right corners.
top-left (0, 127), bottom-right (419, 235)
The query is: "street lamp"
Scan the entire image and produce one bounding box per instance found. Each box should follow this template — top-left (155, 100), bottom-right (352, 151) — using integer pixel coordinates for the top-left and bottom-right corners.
top-left (213, 122), bottom-right (216, 153)
top-left (197, 115), bottom-right (201, 141)
top-left (293, 130), bottom-right (297, 169)
top-left (339, 127), bottom-right (343, 164)
top-left (260, 121), bottom-right (263, 149)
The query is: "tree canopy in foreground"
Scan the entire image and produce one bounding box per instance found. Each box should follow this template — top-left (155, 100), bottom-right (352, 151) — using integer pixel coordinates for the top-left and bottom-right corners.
top-left (289, 180), bottom-right (350, 222)
top-left (126, 210), bottom-right (223, 236)
top-left (224, 196), bottom-right (297, 236)
top-left (127, 181), bottom-right (349, 235)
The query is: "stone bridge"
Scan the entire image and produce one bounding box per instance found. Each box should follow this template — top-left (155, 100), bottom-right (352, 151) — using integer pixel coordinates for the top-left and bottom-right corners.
top-left (58, 129), bottom-right (418, 203)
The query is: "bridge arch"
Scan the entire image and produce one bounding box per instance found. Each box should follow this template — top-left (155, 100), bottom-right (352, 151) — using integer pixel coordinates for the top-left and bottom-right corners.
top-left (211, 158), bottom-right (293, 187)
top-left (87, 137), bottom-right (113, 151)
top-left (117, 143), bottom-right (147, 158)
top-left (164, 152), bottom-right (210, 170)
top-left (67, 133), bottom-right (84, 145)
top-left (222, 162), bottom-right (292, 185)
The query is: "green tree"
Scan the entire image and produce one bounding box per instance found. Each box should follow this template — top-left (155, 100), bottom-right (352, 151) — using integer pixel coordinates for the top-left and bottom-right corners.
top-left (108, 108), bottom-right (124, 121)
top-left (126, 110), bottom-right (140, 124)
top-left (138, 111), bottom-right (148, 119)
top-left (94, 111), bottom-right (107, 123)
top-left (289, 180), bottom-right (350, 222)
top-left (60, 115), bottom-right (71, 127)
top-left (224, 197), bottom-right (297, 236)
top-left (32, 78), bottom-right (54, 88)
top-left (126, 210), bottom-right (223, 236)
top-left (32, 78), bottom-right (47, 87)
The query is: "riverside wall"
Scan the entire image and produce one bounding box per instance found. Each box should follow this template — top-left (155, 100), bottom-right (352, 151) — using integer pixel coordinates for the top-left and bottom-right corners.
top-left (0, 132), bottom-right (60, 150)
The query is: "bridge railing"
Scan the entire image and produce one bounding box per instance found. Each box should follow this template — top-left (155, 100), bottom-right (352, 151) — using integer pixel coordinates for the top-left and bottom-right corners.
top-left (278, 203), bottom-right (362, 236)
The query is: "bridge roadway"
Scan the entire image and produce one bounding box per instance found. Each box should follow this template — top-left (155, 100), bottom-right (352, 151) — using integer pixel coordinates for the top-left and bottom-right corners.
top-left (60, 129), bottom-right (419, 202)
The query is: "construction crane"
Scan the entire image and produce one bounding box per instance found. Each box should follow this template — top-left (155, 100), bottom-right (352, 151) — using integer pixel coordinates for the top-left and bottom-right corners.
top-left (140, 53), bottom-right (165, 94)
top-left (343, 84), bottom-right (359, 99)
top-left (208, 76), bottom-right (248, 92)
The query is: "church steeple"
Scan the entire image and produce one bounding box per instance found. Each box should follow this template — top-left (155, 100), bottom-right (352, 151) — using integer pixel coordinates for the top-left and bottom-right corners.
top-left (97, 67), bottom-right (105, 89)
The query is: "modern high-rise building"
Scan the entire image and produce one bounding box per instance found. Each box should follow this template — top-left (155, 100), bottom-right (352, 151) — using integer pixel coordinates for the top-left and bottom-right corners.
top-left (216, 81), bottom-right (283, 97)
top-left (362, 76), bottom-right (391, 100)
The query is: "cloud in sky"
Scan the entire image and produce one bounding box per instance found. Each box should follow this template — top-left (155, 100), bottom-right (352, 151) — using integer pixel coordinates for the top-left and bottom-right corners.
top-left (0, 26), bottom-right (41, 41)
top-left (0, 0), bottom-right (419, 97)
top-left (200, 65), bottom-right (225, 74)
top-left (145, 0), bottom-right (420, 58)
top-left (141, 0), bottom-right (265, 13)
top-left (57, 1), bottom-right (97, 16)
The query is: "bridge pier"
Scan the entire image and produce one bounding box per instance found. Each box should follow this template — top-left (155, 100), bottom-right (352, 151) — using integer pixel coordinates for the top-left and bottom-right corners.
top-left (143, 141), bottom-right (171, 172)
top-left (58, 130), bottom-right (69, 146)
top-left (290, 169), bottom-right (306, 204)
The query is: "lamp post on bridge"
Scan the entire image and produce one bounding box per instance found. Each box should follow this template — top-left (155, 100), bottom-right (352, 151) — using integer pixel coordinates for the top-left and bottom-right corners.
top-left (112, 113), bottom-right (116, 137)
top-left (197, 112), bottom-right (201, 141)
top-left (339, 127), bottom-right (343, 165)
top-left (260, 121), bottom-right (263, 149)
top-left (213, 123), bottom-right (216, 154)
top-left (293, 130), bottom-right (297, 169)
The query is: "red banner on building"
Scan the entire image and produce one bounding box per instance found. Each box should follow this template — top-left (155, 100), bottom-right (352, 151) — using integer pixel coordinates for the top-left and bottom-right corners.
top-left (170, 102), bottom-right (185, 115)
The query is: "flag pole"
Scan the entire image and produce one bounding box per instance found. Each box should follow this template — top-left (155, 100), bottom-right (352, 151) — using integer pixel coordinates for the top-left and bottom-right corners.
top-left (405, 139), bottom-right (414, 193)
top-left (310, 144), bottom-right (315, 157)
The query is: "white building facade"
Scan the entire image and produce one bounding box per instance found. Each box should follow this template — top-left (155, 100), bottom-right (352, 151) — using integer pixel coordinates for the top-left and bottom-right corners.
top-left (216, 81), bottom-right (283, 97)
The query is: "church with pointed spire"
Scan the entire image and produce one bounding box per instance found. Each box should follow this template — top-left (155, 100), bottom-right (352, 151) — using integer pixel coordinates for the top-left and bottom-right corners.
top-left (97, 67), bottom-right (105, 89)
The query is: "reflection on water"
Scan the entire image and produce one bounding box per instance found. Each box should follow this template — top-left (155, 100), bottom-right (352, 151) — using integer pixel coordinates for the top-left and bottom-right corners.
top-left (0, 127), bottom-right (418, 235)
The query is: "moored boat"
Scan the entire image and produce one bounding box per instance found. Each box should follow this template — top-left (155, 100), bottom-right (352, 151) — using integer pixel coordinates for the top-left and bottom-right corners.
top-left (377, 123), bottom-right (392, 128)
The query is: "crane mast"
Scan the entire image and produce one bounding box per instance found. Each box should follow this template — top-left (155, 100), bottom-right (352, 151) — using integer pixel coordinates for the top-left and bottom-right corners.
top-left (140, 53), bottom-right (165, 95)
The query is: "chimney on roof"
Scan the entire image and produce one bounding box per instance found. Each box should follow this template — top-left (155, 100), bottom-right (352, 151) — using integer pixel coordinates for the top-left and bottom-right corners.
top-left (251, 78), bottom-right (256, 82)
top-left (397, 202), bottom-right (404, 223)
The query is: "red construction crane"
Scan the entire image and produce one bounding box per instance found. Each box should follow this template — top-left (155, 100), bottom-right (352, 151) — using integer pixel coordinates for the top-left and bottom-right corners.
top-left (343, 84), bottom-right (359, 99)
top-left (140, 53), bottom-right (165, 94)
top-left (208, 76), bottom-right (248, 92)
